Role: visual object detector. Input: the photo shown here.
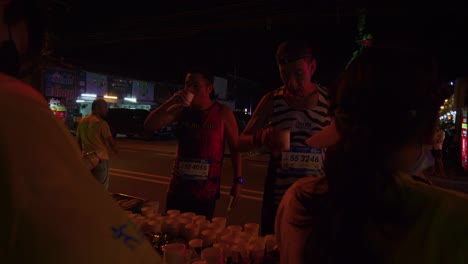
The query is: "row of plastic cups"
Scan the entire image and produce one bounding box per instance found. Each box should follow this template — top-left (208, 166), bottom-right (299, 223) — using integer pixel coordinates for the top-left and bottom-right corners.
top-left (140, 201), bottom-right (160, 216)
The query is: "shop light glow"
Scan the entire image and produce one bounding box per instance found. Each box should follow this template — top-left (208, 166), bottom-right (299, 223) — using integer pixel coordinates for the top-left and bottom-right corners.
top-left (81, 93), bottom-right (97, 98)
top-left (104, 95), bottom-right (118, 99)
top-left (76, 99), bottom-right (85, 103)
top-left (124, 97), bottom-right (137, 103)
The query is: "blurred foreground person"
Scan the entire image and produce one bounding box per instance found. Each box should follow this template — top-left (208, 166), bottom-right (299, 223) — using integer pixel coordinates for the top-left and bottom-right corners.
top-left (276, 46), bottom-right (468, 263)
top-left (0, 1), bottom-right (161, 262)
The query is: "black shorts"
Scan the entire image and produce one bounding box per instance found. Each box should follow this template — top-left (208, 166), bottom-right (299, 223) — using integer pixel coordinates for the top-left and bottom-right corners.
top-left (432, 149), bottom-right (442, 158)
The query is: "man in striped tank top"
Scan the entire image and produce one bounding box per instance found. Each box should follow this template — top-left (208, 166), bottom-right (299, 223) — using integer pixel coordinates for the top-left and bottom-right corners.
top-left (144, 68), bottom-right (243, 219)
top-left (239, 40), bottom-right (331, 235)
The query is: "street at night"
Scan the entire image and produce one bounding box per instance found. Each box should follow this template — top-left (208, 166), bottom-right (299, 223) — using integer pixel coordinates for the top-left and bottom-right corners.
top-left (5, 2), bottom-right (468, 262)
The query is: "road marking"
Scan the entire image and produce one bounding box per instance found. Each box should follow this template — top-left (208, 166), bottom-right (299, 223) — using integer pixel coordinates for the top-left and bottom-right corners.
top-left (110, 168), bottom-right (264, 196)
top-left (110, 172), bottom-right (170, 185)
top-left (111, 168), bottom-right (171, 181)
top-left (219, 185), bottom-right (264, 195)
top-left (120, 149), bottom-right (139, 153)
top-left (110, 173), bottom-right (262, 201)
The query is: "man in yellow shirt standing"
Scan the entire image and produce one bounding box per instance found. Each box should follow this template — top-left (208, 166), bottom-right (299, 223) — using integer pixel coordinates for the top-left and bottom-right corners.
top-left (77, 99), bottom-right (118, 189)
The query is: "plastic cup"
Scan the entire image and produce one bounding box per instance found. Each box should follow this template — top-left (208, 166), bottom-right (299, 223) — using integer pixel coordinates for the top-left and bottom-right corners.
top-left (207, 223), bottom-right (221, 233)
top-left (184, 223), bottom-right (200, 241)
top-left (189, 238), bottom-right (204, 256)
top-left (227, 225), bottom-right (242, 237)
top-left (201, 247), bottom-right (223, 264)
top-left (193, 215), bottom-right (206, 222)
top-left (167, 209), bottom-right (180, 216)
top-left (211, 217), bottom-right (227, 229)
top-left (183, 91), bottom-right (194, 107)
top-left (275, 129), bottom-right (290, 151)
top-left (201, 229), bottom-right (217, 247)
top-left (163, 219), bottom-right (181, 237)
top-left (197, 220), bottom-right (211, 232)
top-left (149, 219), bottom-right (162, 233)
top-left (244, 223), bottom-right (260, 237)
top-left (144, 201), bottom-right (160, 214)
top-left (182, 212), bottom-right (196, 219)
top-left (216, 228), bottom-right (232, 242)
top-left (163, 243), bottom-right (186, 264)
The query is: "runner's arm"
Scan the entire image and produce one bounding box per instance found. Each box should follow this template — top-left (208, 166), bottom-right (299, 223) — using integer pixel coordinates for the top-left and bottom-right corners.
top-left (76, 127), bottom-right (83, 152)
top-left (223, 107), bottom-right (242, 179)
top-left (239, 93), bottom-right (273, 152)
top-left (102, 122), bottom-right (118, 154)
top-left (222, 106), bottom-right (243, 208)
top-left (144, 92), bottom-right (185, 134)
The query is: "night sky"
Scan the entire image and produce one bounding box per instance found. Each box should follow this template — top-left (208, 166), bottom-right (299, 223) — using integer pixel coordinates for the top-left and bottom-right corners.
top-left (44, 3), bottom-right (468, 105)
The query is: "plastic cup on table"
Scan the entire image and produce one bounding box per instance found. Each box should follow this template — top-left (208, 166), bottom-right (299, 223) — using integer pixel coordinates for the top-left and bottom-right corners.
top-left (192, 215), bottom-right (206, 222)
top-left (201, 247), bottom-right (223, 264)
top-left (184, 223), bottom-right (200, 241)
top-left (144, 201), bottom-right (160, 214)
top-left (207, 223), bottom-right (221, 233)
top-left (178, 217), bottom-right (193, 235)
top-left (167, 209), bottom-right (180, 216)
top-left (196, 220), bottom-right (211, 233)
top-left (249, 243), bottom-right (265, 263)
top-left (264, 234), bottom-right (276, 254)
top-left (226, 225), bottom-right (242, 237)
top-left (229, 245), bottom-right (244, 264)
top-left (163, 243), bottom-right (186, 264)
top-left (163, 218), bottom-right (181, 237)
top-left (213, 243), bottom-right (228, 263)
top-left (141, 206), bottom-right (154, 217)
top-left (220, 234), bottom-right (234, 247)
top-left (244, 223), bottom-right (260, 237)
top-left (233, 232), bottom-right (251, 246)
top-left (201, 229), bottom-right (217, 247)
top-left (182, 212), bottom-right (196, 219)
top-left (216, 228), bottom-right (232, 242)
top-left (211, 217), bottom-right (227, 229)
top-left (189, 238), bottom-right (204, 256)
top-left (148, 219), bottom-right (163, 233)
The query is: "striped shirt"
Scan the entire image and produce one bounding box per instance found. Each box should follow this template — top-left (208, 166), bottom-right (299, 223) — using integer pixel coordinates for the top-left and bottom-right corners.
top-left (268, 85), bottom-right (331, 204)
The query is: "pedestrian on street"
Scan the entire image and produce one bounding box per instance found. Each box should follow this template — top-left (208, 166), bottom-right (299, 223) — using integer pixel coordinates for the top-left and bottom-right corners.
top-left (144, 68), bottom-right (243, 219)
top-left (1, 1), bottom-right (161, 262)
top-left (238, 40), bottom-right (331, 235)
top-left (431, 126), bottom-right (446, 177)
top-left (77, 99), bottom-right (118, 190)
top-left (276, 46), bottom-right (468, 263)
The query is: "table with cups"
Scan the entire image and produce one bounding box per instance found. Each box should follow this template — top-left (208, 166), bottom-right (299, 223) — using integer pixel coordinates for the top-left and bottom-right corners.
top-left (126, 201), bottom-right (279, 264)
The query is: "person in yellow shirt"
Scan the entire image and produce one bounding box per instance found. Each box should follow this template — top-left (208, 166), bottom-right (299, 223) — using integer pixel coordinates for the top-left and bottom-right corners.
top-left (77, 99), bottom-right (118, 189)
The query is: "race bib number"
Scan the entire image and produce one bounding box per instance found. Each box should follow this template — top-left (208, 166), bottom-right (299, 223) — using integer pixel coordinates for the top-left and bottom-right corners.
top-left (282, 147), bottom-right (323, 172)
top-left (179, 158), bottom-right (211, 180)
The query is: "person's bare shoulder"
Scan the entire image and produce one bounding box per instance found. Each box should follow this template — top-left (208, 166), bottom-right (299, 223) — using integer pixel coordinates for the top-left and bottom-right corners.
top-left (280, 176), bottom-right (328, 226)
